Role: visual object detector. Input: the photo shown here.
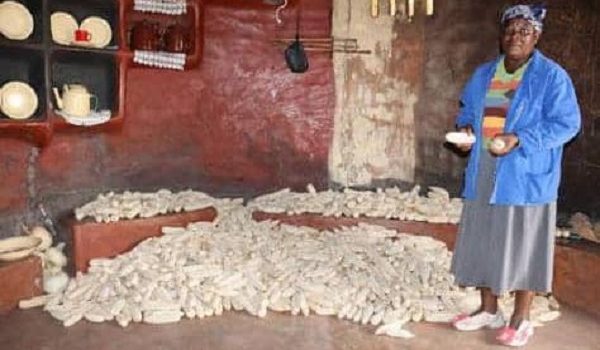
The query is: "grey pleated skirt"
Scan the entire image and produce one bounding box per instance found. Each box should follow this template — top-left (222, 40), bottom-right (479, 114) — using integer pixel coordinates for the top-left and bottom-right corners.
top-left (450, 150), bottom-right (556, 296)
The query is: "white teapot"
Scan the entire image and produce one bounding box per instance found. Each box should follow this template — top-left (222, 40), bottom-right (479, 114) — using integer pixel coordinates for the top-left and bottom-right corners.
top-left (53, 84), bottom-right (97, 117)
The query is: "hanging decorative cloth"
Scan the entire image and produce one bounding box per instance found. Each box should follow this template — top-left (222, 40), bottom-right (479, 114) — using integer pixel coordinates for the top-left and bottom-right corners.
top-left (134, 0), bottom-right (187, 15)
top-left (133, 50), bottom-right (186, 70)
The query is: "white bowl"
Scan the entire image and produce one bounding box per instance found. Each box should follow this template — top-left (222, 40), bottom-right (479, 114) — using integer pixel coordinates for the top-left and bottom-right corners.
top-left (80, 16), bottom-right (112, 48)
top-left (0, 1), bottom-right (34, 40)
top-left (0, 81), bottom-right (39, 120)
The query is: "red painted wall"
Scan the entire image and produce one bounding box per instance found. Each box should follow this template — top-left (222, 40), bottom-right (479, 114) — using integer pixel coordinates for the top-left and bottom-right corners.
top-left (0, 0), bottom-right (335, 236)
top-left (3, 0), bottom-right (595, 238)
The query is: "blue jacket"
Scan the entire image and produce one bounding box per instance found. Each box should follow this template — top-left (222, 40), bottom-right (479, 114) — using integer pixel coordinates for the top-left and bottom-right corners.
top-left (456, 50), bottom-right (581, 205)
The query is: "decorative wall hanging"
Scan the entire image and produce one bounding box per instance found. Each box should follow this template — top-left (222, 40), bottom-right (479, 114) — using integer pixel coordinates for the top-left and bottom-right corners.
top-left (371, 0), bottom-right (435, 20)
top-left (134, 0), bottom-right (186, 15)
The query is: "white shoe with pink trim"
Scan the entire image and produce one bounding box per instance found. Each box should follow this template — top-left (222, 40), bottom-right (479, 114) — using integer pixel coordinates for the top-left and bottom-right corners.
top-left (452, 311), bottom-right (505, 331)
top-left (496, 320), bottom-right (535, 347)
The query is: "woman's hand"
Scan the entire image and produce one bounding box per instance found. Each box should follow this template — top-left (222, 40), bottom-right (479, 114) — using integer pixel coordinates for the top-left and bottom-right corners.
top-left (489, 133), bottom-right (519, 156)
top-left (456, 125), bottom-right (474, 152)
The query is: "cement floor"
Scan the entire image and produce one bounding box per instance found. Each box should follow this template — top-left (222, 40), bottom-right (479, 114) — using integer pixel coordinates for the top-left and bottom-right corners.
top-left (0, 307), bottom-right (598, 350)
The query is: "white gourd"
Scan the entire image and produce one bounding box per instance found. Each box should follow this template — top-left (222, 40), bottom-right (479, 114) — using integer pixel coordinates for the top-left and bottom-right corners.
top-left (43, 271), bottom-right (69, 294)
top-left (45, 243), bottom-right (67, 268)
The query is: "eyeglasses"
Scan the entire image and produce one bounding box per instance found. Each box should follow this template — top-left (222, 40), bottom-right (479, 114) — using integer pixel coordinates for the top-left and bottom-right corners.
top-left (503, 26), bottom-right (535, 37)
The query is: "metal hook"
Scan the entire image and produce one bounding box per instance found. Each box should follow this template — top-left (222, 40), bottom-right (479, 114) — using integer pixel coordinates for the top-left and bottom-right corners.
top-left (275, 0), bottom-right (289, 25)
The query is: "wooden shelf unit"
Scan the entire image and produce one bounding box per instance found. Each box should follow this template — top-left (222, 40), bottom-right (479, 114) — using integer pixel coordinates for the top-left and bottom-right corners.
top-left (0, 0), bottom-right (126, 145)
top-left (0, 0), bottom-right (204, 145)
top-left (120, 0), bottom-right (204, 70)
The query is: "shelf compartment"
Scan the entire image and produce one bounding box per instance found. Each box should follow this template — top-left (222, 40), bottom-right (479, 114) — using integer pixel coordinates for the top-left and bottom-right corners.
top-left (49, 43), bottom-right (118, 54)
top-left (49, 50), bottom-right (126, 131)
top-left (49, 0), bottom-right (119, 49)
top-left (120, 0), bottom-right (203, 69)
top-left (0, 0), bottom-right (44, 46)
top-left (0, 120), bottom-right (52, 146)
top-left (0, 47), bottom-right (46, 121)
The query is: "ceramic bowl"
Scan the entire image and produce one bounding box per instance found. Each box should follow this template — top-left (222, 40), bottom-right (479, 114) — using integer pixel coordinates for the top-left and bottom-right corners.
top-left (51, 11), bottom-right (78, 45)
top-left (0, 1), bottom-right (34, 40)
top-left (80, 16), bottom-right (112, 48)
top-left (0, 81), bottom-right (38, 120)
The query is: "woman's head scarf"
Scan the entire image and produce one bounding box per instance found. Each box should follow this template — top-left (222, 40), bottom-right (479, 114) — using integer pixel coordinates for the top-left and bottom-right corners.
top-left (501, 4), bottom-right (547, 32)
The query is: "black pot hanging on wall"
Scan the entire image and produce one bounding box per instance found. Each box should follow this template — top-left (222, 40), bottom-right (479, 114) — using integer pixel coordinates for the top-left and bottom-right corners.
top-left (285, 36), bottom-right (309, 73)
top-left (284, 7), bottom-right (308, 74)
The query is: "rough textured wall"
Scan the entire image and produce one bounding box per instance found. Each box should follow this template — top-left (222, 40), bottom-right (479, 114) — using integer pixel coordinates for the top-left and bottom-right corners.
top-left (415, 1), bottom-right (502, 192)
top-left (331, 0), bottom-right (598, 217)
top-left (416, 0), bottom-right (600, 219)
top-left (1, 0), bottom-right (598, 243)
top-left (329, 0), bottom-right (422, 186)
top-left (0, 0), bottom-right (335, 238)
top-left (540, 0), bottom-right (600, 219)
top-left (328, 1), bottom-right (502, 192)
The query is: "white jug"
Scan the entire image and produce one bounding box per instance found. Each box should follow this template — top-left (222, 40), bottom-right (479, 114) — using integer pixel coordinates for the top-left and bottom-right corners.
top-left (53, 84), bottom-right (97, 117)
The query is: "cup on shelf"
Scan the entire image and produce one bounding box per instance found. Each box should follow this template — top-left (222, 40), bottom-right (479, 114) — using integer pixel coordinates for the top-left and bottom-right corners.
top-left (131, 20), bottom-right (161, 51)
top-left (74, 29), bottom-right (92, 44)
top-left (163, 23), bottom-right (190, 53)
top-left (51, 12), bottom-right (112, 48)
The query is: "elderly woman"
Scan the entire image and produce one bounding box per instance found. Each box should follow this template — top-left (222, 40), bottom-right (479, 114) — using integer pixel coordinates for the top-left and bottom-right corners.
top-left (449, 4), bottom-right (581, 347)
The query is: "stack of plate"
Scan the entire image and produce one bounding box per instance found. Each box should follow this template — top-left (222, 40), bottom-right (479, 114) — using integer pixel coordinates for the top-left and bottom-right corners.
top-left (51, 12), bottom-right (112, 48)
top-left (0, 1), bottom-right (34, 40)
top-left (0, 81), bottom-right (38, 120)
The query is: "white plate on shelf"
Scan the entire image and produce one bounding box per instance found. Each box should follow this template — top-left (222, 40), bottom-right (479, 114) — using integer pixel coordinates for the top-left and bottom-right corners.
top-left (445, 131), bottom-right (476, 145)
top-left (56, 109), bottom-right (111, 126)
top-left (0, 1), bottom-right (34, 40)
top-left (80, 16), bottom-right (112, 48)
top-left (0, 81), bottom-right (38, 120)
top-left (51, 11), bottom-right (78, 45)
